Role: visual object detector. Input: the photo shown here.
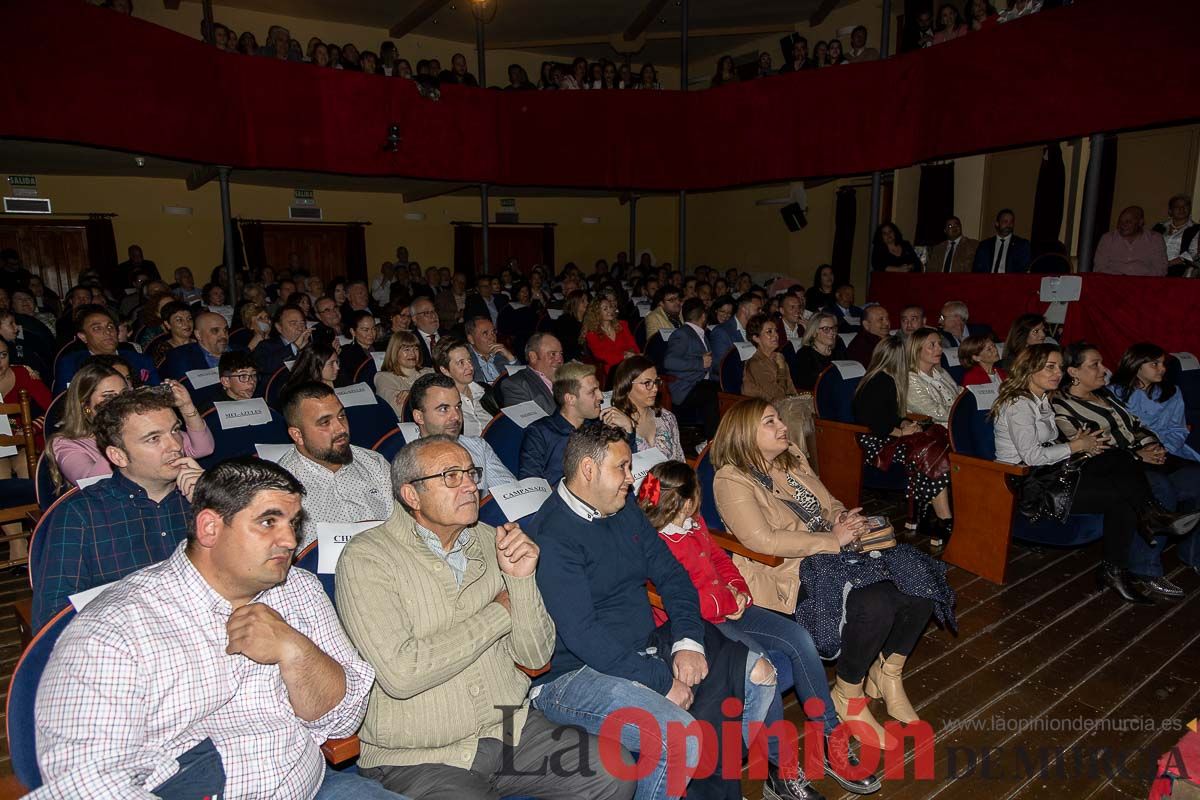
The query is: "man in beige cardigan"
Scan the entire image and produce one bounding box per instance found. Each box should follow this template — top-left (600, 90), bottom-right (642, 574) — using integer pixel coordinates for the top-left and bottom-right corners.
top-left (335, 434), bottom-right (632, 800)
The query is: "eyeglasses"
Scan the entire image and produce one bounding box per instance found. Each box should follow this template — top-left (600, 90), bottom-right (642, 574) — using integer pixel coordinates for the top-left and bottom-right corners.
top-left (410, 466), bottom-right (483, 489)
top-left (414, 309), bottom-right (437, 318)
top-left (225, 372), bottom-right (256, 383)
top-left (399, 345), bottom-right (420, 353)
top-left (817, 326), bottom-right (837, 333)
top-left (635, 378), bottom-right (663, 390)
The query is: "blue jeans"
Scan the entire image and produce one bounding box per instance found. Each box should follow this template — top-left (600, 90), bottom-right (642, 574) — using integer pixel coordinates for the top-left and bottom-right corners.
top-left (317, 764), bottom-right (411, 799)
top-left (532, 656), bottom-right (774, 800)
top-left (1132, 466), bottom-right (1200, 577)
top-left (718, 604), bottom-right (840, 736)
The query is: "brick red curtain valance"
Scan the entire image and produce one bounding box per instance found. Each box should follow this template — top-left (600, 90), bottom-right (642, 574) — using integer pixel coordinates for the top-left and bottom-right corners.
top-left (0, 0), bottom-right (1195, 191)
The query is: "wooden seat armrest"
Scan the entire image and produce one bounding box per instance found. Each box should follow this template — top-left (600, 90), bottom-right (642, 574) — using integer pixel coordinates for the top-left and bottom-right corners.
top-left (813, 418), bottom-right (870, 435)
top-left (517, 662), bottom-right (551, 678)
top-left (948, 452), bottom-right (1029, 479)
top-left (0, 773), bottom-right (28, 800)
top-left (646, 581), bottom-right (663, 610)
top-left (321, 735), bottom-right (361, 765)
top-left (708, 531), bottom-right (783, 567)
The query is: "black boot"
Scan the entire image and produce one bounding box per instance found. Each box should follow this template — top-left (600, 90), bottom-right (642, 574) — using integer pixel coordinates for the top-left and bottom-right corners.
top-left (765, 765), bottom-right (825, 800)
top-left (928, 517), bottom-right (953, 554)
top-left (1096, 562), bottom-right (1154, 605)
top-left (823, 734), bottom-right (882, 794)
top-left (1137, 504), bottom-right (1200, 542)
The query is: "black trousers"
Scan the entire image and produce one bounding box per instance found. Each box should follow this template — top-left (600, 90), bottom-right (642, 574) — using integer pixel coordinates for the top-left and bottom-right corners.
top-left (836, 581), bottom-right (934, 683)
top-left (1069, 449), bottom-right (1154, 568)
top-left (676, 379), bottom-right (721, 439)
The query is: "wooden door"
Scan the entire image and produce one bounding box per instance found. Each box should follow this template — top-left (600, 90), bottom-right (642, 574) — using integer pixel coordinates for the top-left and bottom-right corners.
top-left (0, 220), bottom-right (89, 298)
top-left (259, 225), bottom-right (349, 285)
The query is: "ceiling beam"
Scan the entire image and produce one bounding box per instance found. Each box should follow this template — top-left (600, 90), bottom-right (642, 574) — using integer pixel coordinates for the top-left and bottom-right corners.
top-left (809, 0), bottom-right (840, 27)
top-left (402, 182), bottom-right (475, 203)
top-left (624, 0), bottom-right (672, 41)
top-left (488, 24), bottom-right (796, 51)
top-left (186, 165), bottom-right (220, 192)
top-left (389, 0), bottom-right (452, 39)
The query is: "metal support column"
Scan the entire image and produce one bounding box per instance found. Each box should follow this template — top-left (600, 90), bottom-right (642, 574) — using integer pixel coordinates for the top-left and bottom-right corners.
top-left (628, 197), bottom-right (638, 263)
top-left (1063, 138), bottom-right (1083, 256)
top-left (866, 0), bottom-right (892, 287)
top-left (475, 12), bottom-right (486, 87)
top-left (678, 0), bottom-right (688, 271)
top-left (201, 0), bottom-right (215, 45)
top-left (1076, 133), bottom-right (1105, 273)
top-left (217, 166), bottom-right (237, 302)
top-left (480, 184), bottom-right (490, 276)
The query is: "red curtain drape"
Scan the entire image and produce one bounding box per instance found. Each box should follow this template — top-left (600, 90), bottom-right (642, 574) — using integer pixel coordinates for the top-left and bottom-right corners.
top-left (1, 0), bottom-right (1197, 191)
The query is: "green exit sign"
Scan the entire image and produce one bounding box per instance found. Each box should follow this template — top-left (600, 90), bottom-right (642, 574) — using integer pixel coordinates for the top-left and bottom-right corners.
top-left (7, 176), bottom-right (36, 187)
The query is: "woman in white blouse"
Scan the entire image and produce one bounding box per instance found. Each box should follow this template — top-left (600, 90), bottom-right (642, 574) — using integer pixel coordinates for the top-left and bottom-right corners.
top-left (991, 343), bottom-right (1190, 604)
top-left (905, 328), bottom-right (961, 424)
top-left (373, 331), bottom-right (432, 418)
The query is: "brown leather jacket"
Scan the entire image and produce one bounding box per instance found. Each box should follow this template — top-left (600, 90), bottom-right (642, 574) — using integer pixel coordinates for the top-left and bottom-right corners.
top-left (713, 448), bottom-right (843, 613)
top-left (742, 350), bottom-right (797, 404)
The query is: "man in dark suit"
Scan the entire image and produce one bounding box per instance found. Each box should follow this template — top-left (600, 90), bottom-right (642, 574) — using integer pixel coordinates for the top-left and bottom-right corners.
top-left (663, 299), bottom-right (720, 439)
top-left (973, 209), bottom-right (1032, 274)
top-left (53, 305), bottom-right (161, 393)
top-left (109, 244), bottom-right (162, 294)
top-left (938, 300), bottom-right (992, 348)
top-left (463, 275), bottom-right (509, 326)
top-left (464, 315), bottom-right (519, 384)
top-left (827, 284), bottom-right (864, 334)
top-left (845, 305), bottom-right (890, 367)
top-left (708, 294), bottom-right (761, 368)
top-left (252, 305), bottom-right (311, 378)
top-left (499, 333), bottom-right (562, 415)
top-left (927, 216), bottom-right (980, 274)
top-left (161, 311), bottom-right (232, 380)
top-left (409, 297), bottom-right (446, 369)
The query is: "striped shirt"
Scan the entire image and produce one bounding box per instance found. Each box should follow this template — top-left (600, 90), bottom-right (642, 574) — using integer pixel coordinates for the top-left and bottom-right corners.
top-left (1051, 390), bottom-right (1158, 451)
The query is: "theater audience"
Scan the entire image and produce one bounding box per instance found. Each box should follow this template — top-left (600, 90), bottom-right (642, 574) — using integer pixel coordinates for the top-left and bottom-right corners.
top-left (933, 3), bottom-right (969, 42)
top-left (410, 296), bottom-right (445, 368)
top-left (741, 314), bottom-right (813, 455)
top-left (828, 284), bottom-right (863, 333)
top-left (143, 299), bottom-right (193, 363)
top-left (777, 291), bottom-right (807, 342)
top-left (611, 356), bottom-right (685, 462)
top-left (408, 373), bottom-right (515, 493)
top-left (644, 286), bottom-right (683, 340)
top-left (161, 310), bottom-right (231, 379)
top-left (336, 435), bottom-right (628, 799)
top-left (999, 0), bottom-right (1043, 23)
top-left (1093, 206), bottom-right (1169, 276)
top-left (845, 25), bottom-right (880, 62)
top-left (216, 350), bottom-right (260, 401)
top-left (527, 423), bottom-right (777, 800)
top-left (337, 309), bottom-right (380, 385)
top-left (314, 296), bottom-right (344, 341)
top-left (871, 223), bottom-right (922, 272)
top-left (991, 344), bottom-right (1196, 604)
top-left (1153, 194), bottom-right (1199, 275)
top-left (1003, 312), bottom-right (1048, 366)
top-left (899, 305), bottom-right (927, 339)
top-left (792, 312), bottom-right (848, 390)
top-left (959, 335), bottom-right (1007, 386)
top-left (906, 327), bottom-right (961, 424)
top-left (33, 388), bottom-right (205, 630)
top-left (34, 458), bottom-right (387, 799)
top-left (846, 304), bottom-right (890, 367)
top-left (938, 300), bottom-right (981, 347)
top-left (465, 315), bottom-right (519, 384)
top-left (49, 366), bottom-right (211, 488)
top-left (280, 341), bottom-right (340, 397)
top-left (241, 301), bottom-right (271, 350)
top-left (581, 295), bottom-right (637, 379)
top-left (54, 305), bottom-right (160, 393)
top-left (374, 330), bottom-right (432, 417)
top-left (779, 38), bottom-right (816, 72)
top-left (435, 270), bottom-right (468, 329)
top-left (1111, 344), bottom-right (1200, 464)
top-left (710, 293), bottom-right (762, 368)
top-left (433, 336), bottom-right (497, 436)
top-left (928, 216), bottom-right (978, 273)
top-left (826, 39), bottom-right (848, 65)
top-left (254, 304), bottom-right (312, 377)
top-left (967, 0), bottom-right (1000, 30)
top-left (853, 336), bottom-right (955, 547)
top-left (278, 382), bottom-right (393, 544)
top-left (712, 399), bottom-right (950, 749)
top-left (499, 332), bottom-right (562, 415)
top-left (711, 55), bottom-right (738, 87)
top-left (973, 209), bottom-right (1032, 273)
top-left (664, 298), bottom-right (722, 439)
top-left (0, 336), bottom-right (49, 456)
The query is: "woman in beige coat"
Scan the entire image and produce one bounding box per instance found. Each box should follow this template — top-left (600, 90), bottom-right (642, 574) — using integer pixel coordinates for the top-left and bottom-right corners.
top-left (712, 398), bottom-right (938, 749)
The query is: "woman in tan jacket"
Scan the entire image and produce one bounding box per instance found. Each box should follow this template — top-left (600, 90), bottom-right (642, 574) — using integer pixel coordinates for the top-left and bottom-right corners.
top-left (741, 313), bottom-right (815, 457)
top-left (712, 398), bottom-right (940, 749)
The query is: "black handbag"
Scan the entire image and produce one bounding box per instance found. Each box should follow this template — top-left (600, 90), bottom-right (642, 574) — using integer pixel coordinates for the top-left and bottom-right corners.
top-left (1005, 457), bottom-right (1084, 523)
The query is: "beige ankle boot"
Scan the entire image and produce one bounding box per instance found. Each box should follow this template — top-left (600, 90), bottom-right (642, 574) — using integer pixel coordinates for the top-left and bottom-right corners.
top-left (865, 653), bottom-right (919, 723)
top-left (830, 676), bottom-right (896, 750)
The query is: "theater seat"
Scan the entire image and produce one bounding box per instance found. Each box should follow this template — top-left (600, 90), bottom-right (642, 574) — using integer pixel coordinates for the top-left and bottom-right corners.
top-left (198, 406), bottom-right (291, 469)
top-left (27, 488), bottom-right (80, 593)
top-left (42, 391), bottom-right (66, 440)
top-left (371, 424), bottom-right (418, 463)
top-left (352, 355), bottom-right (378, 386)
top-left (695, 444), bottom-right (723, 532)
top-left (643, 330), bottom-right (669, 372)
top-left (6, 605), bottom-right (76, 793)
top-left (718, 349), bottom-right (745, 395)
top-left (482, 414), bottom-right (526, 476)
top-left (35, 451), bottom-right (63, 512)
top-left (337, 386), bottom-right (400, 450)
top-left (943, 389), bottom-right (1102, 584)
top-left (632, 319), bottom-right (647, 350)
top-left (263, 366), bottom-right (289, 409)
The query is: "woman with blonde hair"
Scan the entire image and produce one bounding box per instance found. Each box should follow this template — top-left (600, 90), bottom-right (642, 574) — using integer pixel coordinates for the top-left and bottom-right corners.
top-left (905, 327), bottom-right (960, 424)
top-left (240, 301), bottom-right (271, 352)
top-left (712, 398), bottom-right (953, 750)
top-left (792, 311), bottom-right (847, 390)
top-left (373, 330), bottom-right (432, 417)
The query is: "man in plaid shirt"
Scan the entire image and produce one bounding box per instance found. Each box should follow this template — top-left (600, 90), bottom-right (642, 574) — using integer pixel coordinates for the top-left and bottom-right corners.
top-left (32, 388), bottom-right (205, 630)
top-left (32, 458), bottom-right (400, 799)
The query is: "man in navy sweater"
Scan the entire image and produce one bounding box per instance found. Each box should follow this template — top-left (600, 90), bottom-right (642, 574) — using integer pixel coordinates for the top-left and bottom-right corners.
top-left (526, 424), bottom-right (780, 800)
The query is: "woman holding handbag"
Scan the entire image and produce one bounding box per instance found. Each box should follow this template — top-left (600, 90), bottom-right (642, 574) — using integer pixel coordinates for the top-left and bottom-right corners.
top-left (992, 344), bottom-right (1197, 605)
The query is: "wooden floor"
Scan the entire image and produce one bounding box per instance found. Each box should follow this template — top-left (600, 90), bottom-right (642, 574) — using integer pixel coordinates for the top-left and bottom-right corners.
top-left (0, 495), bottom-right (1195, 799)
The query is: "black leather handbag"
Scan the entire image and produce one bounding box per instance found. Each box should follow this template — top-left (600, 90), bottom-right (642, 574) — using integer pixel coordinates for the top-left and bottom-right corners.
top-left (1006, 457), bottom-right (1084, 523)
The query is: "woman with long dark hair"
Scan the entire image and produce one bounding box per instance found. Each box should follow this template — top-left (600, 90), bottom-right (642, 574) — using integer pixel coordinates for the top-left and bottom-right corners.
top-left (871, 223), bottom-right (922, 272)
top-left (611, 356), bottom-right (685, 462)
top-left (933, 3), bottom-right (969, 43)
top-left (805, 264), bottom-right (837, 311)
top-left (711, 55), bottom-right (737, 87)
top-left (1003, 313), bottom-right (1048, 367)
top-left (1111, 344), bottom-right (1200, 463)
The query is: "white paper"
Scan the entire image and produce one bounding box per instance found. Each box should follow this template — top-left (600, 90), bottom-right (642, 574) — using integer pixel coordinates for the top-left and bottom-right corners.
top-left (842, 315), bottom-right (861, 327)
top-left (995, 343), bottom-right (1006, 358)
top-left (284, 360), bottom-right (296, 371)
top-left (490, 477), bottom-right (553, 521)
top-left (213, 398), bottom-right (272, 430)
top-left (839, 332), bottom-right (857, 348)
top-left (832, 360), bottom-right (866, 380)
top-left (0, 416), bottom-right (16, 458)
top-left (337, 335), bottom-right (353, 346)
top-left (546, 309), bottom-right (564, 320)
top-left (507, 302), bottom-right (528, 311)
top-left (306, 321), bottom-right (318, 329)
top-left (185, 367), bottom-right (220, 389)
top-left (505, 364), bottom-right (528, 377)
top-left (968, 383), bottom-right (999, 410)
top-left (398, 422), bottom-right (421, 442)
top-left (316, 520), bottom-right (383, 573)
top-left (943, 348), bottom-right (960, 367)
top-left (631, 447), bottom-right (670, 491)
top-left (255, 443), bottom-right (293, 463)
top-left (552, 292), bottom-right (564, 300)
top-left (734, 341), bottom-right (757, 361)
top-left (501, 400), bottom-right (549, 429)
top-left (70, 580), bottom-right (119, 613)
top-left (1173, 352), bottom-right (1200, 372)
top-left (707, 324), bottom-right (717, 332)
top-left (638, 304), bottom-right (651, 318)
top-left (659, 327), bottom-right (676, 341)
top-left (1039, 275), bottom-right (1082, 302)
top-left (335, 382), bottom-right (377, 408)
top-left (1043, 301), bottom-right (1069, 326)
top-left (77, 472), bottom-right (112, 489)
top-left (601, 390), bottom-right (613, 410)
top-left (372, 351), bottom-right (385, 370)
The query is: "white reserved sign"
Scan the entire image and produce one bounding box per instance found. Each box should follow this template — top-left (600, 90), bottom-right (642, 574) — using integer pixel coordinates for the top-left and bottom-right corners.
top-left (491, 477), bottom-right (552, 521)
top-left (1174, 352), bottom-right (1199, 372)
top-left (70, 580), bottom-right (119, 613)
top-left (0, 416), bottom-right (15, 458)
top-left (214, 398), bottom-right (272, 430)
top-left (501, 400), bottom-right (549, 429)
top-left (505, 364), bottom-right (528, 377)
top-left (968, 383), bottom-right (999, 410)
top-left (546, 309), bottom-right (564, 320)
top-left (77, 472), bottom-right (112, 489)
top-left (659, 327), bottom-right (676, 341)
top-left (842, 316), bottom-right (861, 327)
top-left (397, 422), bottom-right (421, 442)
top-left (185, 367), bottom-right (220, 389)
top-left (255, 443), bottom-right (293, 463)
top-left (316, 520), bottom-right (384, 574)
top-left (337, 335), bottom-right (353, 347)
top-left (284, 360), bottom-right (296, 371)
top-left (734, 341), bottom-right (757, 361)
top-left (631, 447), bottom-right (669, 491)
top-left (372, 352), bottom-right (385, 370)
top-left (839, 332), bottom-right (857, 348)
top-left (943, 348), bottom-right (960, 367)
top-left (637, 304), bottom-right (651, 318)
top-left (832, 360), bottom-right (866, 380)
top-left (335, 382), bottom-right (377, 408)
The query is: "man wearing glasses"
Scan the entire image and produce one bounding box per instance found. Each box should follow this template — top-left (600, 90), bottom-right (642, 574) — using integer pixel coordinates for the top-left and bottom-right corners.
top-left (410, 297), bottom-right (445, 369)
top-left (336, 435), bottom-right (633, 800)
top-left (927, 216), bottom-right (978, 274)
top-left (217, 351), bottom-right (260, 402)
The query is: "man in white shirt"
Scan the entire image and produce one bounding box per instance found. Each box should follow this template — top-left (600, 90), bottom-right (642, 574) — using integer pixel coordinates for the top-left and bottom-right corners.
top-left (778, 292), bottom-right (806, 343)
top-left (410, 372), bottom-right (516, 494)
top-left (371, 261), bottom-right (395, 306)
top-left (278, 383), bottom-right (393, 546)
top-left (1153, 194), bottom-right (1200, 276)
top-left (32, 458), bottom-right (390, 800)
